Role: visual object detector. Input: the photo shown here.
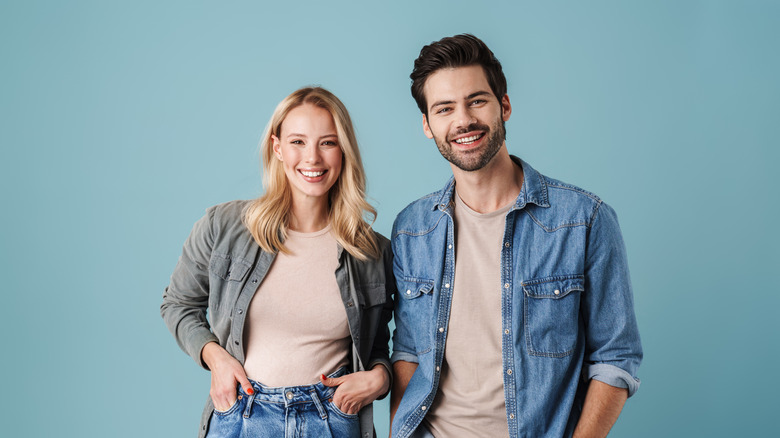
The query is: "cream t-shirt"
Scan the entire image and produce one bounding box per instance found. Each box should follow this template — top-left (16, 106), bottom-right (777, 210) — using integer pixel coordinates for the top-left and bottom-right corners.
top-left (424, 191), bottom-right (512, 438)
top-left (242, 225), bottom-right (351, 387)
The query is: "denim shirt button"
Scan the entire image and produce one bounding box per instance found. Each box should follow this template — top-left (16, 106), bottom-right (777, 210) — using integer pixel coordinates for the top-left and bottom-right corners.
top-left (554, 289), bottom-right (560, 295)
top-left (505, 242), bottom-right (510, 248)
top-left (504, 283), bottom-right (509, 288)
top-left (406, 289), bottom-right (412, 295)
top-left (504, 329), bottom-right (510, 335)
top-left (448, 244), bottom-right (452, 249)
top-left (439, 327), bottom-right (444, 333)
top-left (445, 283), bottom-right (450, 288)
top-left (510, 414), bottom-right (515, 419)
top-left (421, 406), bottom-right (427, 411)
top-left (507, 369), bottom-right (513, 375)
top-left (286, 392), bottom-right (293, 400)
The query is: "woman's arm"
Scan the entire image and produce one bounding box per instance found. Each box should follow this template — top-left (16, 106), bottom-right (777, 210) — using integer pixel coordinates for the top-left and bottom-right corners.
top-left (160, 208), bottom-right (220, 367)
top-left (202, 342), bottom-right (255, 411)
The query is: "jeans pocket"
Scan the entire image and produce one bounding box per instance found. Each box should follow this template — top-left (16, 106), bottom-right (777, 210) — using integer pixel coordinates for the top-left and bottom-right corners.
top-left (522, 275), bottom-right (584, 357)
top-left (212, 395), bottom-right (242, 417)
top-left (326, 400), bottom-right (359, 419)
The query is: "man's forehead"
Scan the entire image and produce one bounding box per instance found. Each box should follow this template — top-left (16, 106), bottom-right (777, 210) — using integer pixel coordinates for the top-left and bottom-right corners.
top-left (424, 65), bottom-right (492, 101)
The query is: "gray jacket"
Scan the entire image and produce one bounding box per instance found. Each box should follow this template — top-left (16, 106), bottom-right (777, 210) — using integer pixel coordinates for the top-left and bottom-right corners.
top-left (161, 200), bottom-right (395, 438)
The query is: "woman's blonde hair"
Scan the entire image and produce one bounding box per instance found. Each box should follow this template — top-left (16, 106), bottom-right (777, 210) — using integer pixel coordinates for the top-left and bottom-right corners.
top-left (243, 86), bottom-right (379, 260)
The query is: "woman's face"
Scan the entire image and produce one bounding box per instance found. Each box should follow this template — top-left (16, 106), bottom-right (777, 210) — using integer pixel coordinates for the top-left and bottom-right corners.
top-left (272, 104), bottom-right (343, 205)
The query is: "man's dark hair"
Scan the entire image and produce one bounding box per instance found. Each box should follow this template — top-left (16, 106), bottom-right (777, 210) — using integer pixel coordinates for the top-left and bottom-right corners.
top-left (410, 34), bottom-right (507, 115)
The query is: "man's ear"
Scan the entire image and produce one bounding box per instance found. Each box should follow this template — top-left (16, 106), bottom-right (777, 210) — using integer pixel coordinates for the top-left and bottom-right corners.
top-left (422, 114), bottom-right (434, 139)
top-left (501, 94), bottom-right (512, 122)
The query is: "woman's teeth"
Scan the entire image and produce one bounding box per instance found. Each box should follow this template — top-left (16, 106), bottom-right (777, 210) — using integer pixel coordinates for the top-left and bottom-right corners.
top-left (301, 170), bottom-right (325, 177)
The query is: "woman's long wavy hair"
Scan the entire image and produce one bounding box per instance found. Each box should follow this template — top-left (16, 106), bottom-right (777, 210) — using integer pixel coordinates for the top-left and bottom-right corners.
top-left (243, 87), bottom-right (379, 260)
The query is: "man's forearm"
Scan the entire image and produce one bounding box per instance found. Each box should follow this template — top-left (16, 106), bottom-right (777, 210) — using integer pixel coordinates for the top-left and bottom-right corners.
top-left (573, 379), bottom-right (628, 438)
top-left (390, 360), bottom-right (419, 425)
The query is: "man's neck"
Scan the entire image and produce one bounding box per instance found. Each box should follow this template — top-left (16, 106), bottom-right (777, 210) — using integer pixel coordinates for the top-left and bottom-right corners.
top-left (451, 146), bottom-right (523, 214)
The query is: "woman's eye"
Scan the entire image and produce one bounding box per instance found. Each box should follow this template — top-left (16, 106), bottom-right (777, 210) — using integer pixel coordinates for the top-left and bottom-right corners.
top-left (322, 141), bottom-right (338, 147)
top-left (291, 139), bottom-right (304, 145)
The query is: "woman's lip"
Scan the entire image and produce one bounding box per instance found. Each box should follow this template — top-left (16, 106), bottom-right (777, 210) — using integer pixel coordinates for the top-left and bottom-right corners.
top-left (298, 169), bottom-right (328, 181)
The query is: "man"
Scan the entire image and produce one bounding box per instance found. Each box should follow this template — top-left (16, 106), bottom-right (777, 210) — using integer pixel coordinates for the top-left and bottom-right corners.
top-left (390, 34), bottom-right (642, 438)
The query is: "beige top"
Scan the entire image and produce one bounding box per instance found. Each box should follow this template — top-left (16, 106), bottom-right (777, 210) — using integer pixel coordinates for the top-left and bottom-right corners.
top-left (424, 191), bottom-right (511, 438)
top-left (242, 225), bottom-right (350, 386)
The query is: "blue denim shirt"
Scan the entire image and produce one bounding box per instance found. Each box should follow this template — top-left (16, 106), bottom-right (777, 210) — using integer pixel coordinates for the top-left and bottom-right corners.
top-left (390, 158), bottom-right (642, 438)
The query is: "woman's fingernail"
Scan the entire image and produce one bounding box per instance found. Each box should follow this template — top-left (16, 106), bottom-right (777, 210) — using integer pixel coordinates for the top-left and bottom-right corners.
top-left (247, 388), bottom-right (254, 395)
top-left (321, 374), bottom-right (327, 380)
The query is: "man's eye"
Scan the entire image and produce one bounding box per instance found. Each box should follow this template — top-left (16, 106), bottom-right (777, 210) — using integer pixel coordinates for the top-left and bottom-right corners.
top-left (471, 99), bottom-right (486, 105)
top-left (436, 107), bottom-right (451, 114)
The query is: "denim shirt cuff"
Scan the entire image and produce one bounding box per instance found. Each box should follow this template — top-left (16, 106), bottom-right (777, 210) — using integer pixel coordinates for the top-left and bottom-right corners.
top-left (390, 350), bottom-right (419, 364)
top-left (587, 363), bottom-right (641, 397)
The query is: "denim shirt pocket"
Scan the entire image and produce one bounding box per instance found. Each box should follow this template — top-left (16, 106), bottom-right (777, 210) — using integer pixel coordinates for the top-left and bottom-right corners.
top-left (522, 274), bottom-right (584, 357)
top-left (399, 277), bottom-right (435, 354)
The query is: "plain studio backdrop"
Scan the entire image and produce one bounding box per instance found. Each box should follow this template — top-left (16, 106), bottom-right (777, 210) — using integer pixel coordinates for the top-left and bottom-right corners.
top-left (1, 1), bottom-right (777, 437)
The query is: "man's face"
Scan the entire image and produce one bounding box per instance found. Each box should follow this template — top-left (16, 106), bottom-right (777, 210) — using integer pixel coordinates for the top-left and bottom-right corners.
top-left (422, 65), bottom-right (511, 172)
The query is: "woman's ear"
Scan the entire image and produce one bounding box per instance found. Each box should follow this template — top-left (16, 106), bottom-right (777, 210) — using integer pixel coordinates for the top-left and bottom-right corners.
top-left (271, 135), bottom-right (282, 161)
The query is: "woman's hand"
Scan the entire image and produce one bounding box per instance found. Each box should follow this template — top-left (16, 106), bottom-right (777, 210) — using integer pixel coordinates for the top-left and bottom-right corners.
top-left (201, 342), bottom-right (254, 411)
top-left (320, 365), bottom-right (391, 415)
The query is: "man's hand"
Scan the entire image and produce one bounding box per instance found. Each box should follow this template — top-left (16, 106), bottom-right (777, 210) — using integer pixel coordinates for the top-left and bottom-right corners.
top-left (201, 342), bottom-right (254, 412)
top-left (321, 365), bottom-right (390, 415)
top-left (573, 379), bottom-right (628, 438)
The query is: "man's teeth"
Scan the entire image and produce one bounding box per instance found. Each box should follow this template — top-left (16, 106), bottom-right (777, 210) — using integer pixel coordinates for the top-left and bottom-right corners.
top-left (301, 170), bottom-right (325, 177)
top-left (454, 134), bottom-right (482, 144)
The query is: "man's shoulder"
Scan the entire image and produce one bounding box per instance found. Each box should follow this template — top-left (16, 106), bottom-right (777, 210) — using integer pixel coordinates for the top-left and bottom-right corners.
top-left (542, 174), bottom-right (602, 204)
top-left (533, 172), bottom-right (608, 228)
top-left (392, 183), bottom-right (452, 238)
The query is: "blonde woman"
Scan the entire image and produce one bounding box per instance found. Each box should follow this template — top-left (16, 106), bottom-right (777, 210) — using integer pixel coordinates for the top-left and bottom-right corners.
top-left (162, 87), bottom-right (394, 438)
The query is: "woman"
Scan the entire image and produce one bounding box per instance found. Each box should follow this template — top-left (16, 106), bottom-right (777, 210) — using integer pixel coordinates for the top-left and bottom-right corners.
top-left (161, 87), bottom-right (394, 438)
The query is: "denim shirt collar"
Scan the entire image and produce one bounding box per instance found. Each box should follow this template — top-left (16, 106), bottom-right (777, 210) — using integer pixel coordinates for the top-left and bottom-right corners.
top-left (431, 155), bottom-right (550, 211)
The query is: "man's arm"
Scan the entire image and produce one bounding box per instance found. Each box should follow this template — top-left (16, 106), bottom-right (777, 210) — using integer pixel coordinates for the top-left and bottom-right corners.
top-left (390, 360), bottom-right (418, 425)
top-left (572, 380), bottom-right (628, 438)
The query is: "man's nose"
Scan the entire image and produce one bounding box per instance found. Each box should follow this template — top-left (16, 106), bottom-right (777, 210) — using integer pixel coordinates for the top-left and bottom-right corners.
top-left (455, 107), bottom-right (477, 129)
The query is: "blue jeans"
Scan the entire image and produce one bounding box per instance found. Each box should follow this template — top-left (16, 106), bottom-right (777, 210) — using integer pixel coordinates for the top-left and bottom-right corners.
top-left (206, 367), bottom-right (360, 438)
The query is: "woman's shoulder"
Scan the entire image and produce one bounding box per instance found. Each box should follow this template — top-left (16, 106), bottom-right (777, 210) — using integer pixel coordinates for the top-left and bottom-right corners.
top-left (199, 200), bottom-right (254, 239)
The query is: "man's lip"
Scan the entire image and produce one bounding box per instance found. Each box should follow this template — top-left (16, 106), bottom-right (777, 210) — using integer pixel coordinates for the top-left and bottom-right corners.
top-left (451, 131), bottom-right (485, 141)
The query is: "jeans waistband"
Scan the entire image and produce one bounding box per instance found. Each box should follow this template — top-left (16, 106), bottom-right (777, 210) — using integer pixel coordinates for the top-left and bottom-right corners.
top-left (239, 367), bottom-right (347, 406)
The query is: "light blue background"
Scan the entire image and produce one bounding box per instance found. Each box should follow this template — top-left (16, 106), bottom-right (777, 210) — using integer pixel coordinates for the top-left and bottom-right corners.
top-left (2, 1), bottom-right (778, 437)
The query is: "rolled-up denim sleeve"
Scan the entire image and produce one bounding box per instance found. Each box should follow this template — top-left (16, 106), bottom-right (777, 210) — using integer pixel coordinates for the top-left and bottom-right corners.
top-left (160, 207), bottom-right (219, 369)
top-left (582, 202), bottom-right (642, 396)
top-left (390, 225), bottom-right (419, 365)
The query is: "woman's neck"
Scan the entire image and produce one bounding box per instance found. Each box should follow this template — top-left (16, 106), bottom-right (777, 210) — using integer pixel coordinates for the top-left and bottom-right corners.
top-left (289, 196), bottom-right (330, 232)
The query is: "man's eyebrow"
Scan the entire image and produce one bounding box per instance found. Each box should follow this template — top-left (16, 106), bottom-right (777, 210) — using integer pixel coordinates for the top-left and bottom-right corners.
top-left (429, 91), bottom-right (493, 110)
top-left (430, 99), bottom-right (455, 110)
top-left (467, 91), bottom-right (492, 100)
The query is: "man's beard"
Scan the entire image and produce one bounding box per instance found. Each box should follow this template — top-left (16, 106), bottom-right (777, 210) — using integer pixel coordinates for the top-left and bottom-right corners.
top-left (434, 120), bottom-right (506, 172)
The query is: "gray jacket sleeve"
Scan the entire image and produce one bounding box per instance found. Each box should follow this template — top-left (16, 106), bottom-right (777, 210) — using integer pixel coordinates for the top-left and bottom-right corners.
top-left (160, 207), bottom-right (220, 369)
